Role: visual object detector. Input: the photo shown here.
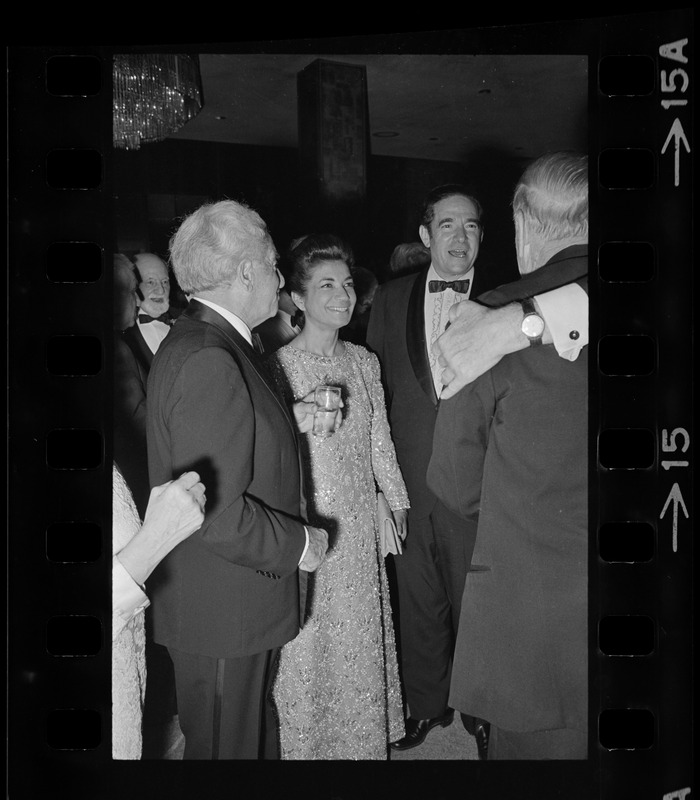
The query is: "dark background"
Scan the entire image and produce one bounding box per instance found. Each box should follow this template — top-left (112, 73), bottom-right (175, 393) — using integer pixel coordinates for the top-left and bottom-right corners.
top-left (112, 139), bottom-right (524, 287)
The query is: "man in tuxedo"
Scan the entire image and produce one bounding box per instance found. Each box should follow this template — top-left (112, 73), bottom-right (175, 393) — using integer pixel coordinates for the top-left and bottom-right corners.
top-left (115, 253), bottom-right (179, 515)
top-left (126, 253), bottom-right (178, 368)
top-left (366, 182), bottom-right (588, 756)
top-left (146, 199), bottom-right (329, 759)
top-left (367, 185), bottom-right (491, 753)
top-left (427, 152), bottom-right (589, 759)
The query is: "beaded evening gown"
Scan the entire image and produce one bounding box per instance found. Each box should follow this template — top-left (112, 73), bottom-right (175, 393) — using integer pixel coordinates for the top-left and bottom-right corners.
top-left (112, 464), bottom-right (147, 759)
top-left (269, 341), bottom-right (408, 760)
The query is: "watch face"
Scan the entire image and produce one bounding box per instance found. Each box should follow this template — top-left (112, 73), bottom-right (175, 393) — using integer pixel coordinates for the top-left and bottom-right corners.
top-left (522, 313), bottom-right (545, 338)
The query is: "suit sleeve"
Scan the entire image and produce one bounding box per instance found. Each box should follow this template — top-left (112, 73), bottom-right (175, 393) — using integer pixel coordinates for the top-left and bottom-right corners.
top-left (427, 372), bottom-right (496, 522)
top-left (160, 345), bottom-right (306, 576)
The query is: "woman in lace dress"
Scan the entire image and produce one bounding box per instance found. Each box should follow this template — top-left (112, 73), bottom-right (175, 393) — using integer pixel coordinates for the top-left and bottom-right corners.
top-left (112, 464), bottom-right (205, 758)
top-left (269, 234), bottom-right (409, 759)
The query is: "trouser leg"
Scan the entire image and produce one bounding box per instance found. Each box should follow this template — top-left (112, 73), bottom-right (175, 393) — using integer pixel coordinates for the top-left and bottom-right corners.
top-left (169, 646), bottom-right (280, 760)
top-left (431, 500), bottom-right (476, 635)
top-left (392, 511), bottom-right (453, 720)
top-left (431, 501), bottom-right (479, 733)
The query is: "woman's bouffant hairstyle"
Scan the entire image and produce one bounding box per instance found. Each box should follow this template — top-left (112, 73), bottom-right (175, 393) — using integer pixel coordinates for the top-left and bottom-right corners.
top-left (286, 233), bottom-right (355, 297)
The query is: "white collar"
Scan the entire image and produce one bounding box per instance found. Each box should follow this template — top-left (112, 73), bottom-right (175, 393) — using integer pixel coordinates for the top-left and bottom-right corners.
top-left (192, 297), bottom-right (253, 346)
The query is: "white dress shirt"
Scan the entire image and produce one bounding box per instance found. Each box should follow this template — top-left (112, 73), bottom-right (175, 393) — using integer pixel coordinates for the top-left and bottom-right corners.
top-left (192, 297), bottom-right (254, 345)
top-left (424, 264), bottom-right (475, 395)
top-left (136, 316), bottom-right (170, 355)
top-left (535, 284), bottom-right (588, 360)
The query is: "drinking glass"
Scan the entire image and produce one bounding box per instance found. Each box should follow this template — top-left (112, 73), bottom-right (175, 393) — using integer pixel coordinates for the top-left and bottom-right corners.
top-left (312, 385), bottom-right (341, 438)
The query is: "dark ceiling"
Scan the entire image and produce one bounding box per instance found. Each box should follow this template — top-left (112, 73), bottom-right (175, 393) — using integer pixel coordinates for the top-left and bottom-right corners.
top-left (169, 53), bottom-right (589, 165)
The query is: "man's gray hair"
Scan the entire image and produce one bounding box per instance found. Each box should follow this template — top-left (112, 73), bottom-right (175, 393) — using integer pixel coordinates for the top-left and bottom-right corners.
top-left (512, 152), bottom-right (588, 241)
top-left (169, 199), bottom-right (271, 294)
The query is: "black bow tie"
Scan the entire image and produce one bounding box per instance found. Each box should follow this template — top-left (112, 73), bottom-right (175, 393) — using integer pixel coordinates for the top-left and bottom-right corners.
top-left (138, 312), bottom-right (173, 325)
top-left (428, 279), bottom-right (471, 294)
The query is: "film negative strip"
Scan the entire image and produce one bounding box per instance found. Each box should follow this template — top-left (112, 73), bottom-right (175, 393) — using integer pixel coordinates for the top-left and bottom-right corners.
top-left (7, 10), bottom-right (693, 798)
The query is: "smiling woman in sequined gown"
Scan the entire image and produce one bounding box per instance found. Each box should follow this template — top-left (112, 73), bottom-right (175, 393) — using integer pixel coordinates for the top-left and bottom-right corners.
top-left (268, 234), bottom-right (409, 760)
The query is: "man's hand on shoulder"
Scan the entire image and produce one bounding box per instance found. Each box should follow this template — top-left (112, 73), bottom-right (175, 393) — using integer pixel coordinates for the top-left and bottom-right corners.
top-left (299, 525), bottom-right (329, 572)
top-left (434, 301), bottom-right (524, 399)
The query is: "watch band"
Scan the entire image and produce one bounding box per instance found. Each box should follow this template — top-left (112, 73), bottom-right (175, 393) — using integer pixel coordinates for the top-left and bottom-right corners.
top-left (520, 298), bottom-right (544, 346)
top-left (520, 297), bottom-right (537, 316)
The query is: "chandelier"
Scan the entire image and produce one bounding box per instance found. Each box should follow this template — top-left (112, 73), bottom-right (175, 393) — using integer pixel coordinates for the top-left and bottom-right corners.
top-left (113, 53), bottom-right (204, 150)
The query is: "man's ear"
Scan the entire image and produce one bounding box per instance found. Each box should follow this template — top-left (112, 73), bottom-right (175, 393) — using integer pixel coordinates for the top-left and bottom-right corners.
top-left (238, 259), bottom-right (255, 291)
top-left (514, 212), bottom-right (526, 258)
top-left (514, 211), bottom-right (531, 272)
top-left (418, 225), bottom-right (431, 249)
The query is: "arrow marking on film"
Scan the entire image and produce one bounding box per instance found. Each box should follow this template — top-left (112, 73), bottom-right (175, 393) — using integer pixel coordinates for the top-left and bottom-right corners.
top-left (661, 118), bottom-right (691, 187)
top-left (660, 482), bottom-right (689, 552)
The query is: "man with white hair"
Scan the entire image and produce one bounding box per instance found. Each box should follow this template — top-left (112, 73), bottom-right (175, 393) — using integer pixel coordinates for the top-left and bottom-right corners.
top-left (428, 152), bottom-right (589, 759)
top-left (146, 199), bottom-right (330, 759)
top-left (124, 252), bottom-right (177, 366)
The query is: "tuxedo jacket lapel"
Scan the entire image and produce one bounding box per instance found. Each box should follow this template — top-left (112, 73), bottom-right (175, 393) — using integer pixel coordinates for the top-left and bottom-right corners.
top-left (406, 269), bottom-right (438, 406)
top-left (185, 301), bottom-right (297, 435)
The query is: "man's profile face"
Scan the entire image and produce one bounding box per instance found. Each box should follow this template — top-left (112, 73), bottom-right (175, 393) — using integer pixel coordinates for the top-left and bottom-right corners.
top-left (136, 255), bottom-right (170, 318)
top-left (419, 195), bottom-right (483, 279)
top-left (251, 239), bottom-right (283, 326)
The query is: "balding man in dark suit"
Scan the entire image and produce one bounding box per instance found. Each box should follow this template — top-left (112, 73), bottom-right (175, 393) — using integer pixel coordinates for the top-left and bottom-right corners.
top-left (428, 152), bottom-right (589, 760)
top-left (367, 180), bottom-right (588, 758)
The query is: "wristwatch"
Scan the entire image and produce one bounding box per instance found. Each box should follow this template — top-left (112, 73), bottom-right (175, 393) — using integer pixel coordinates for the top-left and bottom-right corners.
top-left (519, 297), bottom-right (545, 346)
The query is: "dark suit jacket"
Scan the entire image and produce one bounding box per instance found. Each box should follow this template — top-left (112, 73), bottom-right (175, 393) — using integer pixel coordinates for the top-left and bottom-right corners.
top-left (124, 322), bottom-right (156, 370)
top-left (366, 266), bottom-right (489, 519)
top-left (427, 246), bottom-right (588, 733)
top-left (146, 300), bottom-right (307, 659)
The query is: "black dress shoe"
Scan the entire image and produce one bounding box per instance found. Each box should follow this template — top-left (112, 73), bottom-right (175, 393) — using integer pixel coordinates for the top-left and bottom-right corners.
top-left (389, 709), bottom-right (455, 751)
top-left (474, 719), bottom-right (490, 761)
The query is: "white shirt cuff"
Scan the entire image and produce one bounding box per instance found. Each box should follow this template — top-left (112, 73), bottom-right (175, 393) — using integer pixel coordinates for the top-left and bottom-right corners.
top-left (298, 526), bottom-right (310, 566)
top-left (535, 284), bottom-right (588, 360)
top-left (112, 555), bottom-right (150, 640)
